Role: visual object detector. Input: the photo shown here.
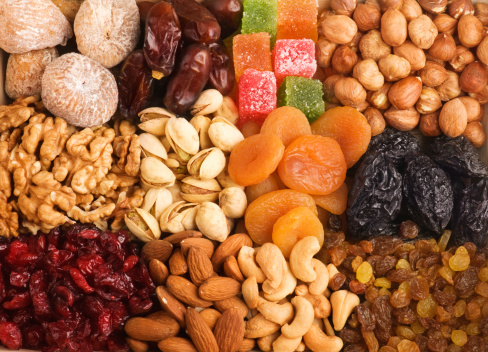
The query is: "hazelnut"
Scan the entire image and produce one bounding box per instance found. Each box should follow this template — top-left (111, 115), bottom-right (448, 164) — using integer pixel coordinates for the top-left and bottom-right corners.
top-left (419, 112), bottom-right (442, 136)
top-left (460, 61), bottom-right (488, 94)
top-left (408, 15), bottom-right (438, 49)
top-left (356, 100), bottom-right (370, 113)
top-left (449, 46), bottom-right (475, 72)
top-left (367, 83), bottom-right (392, 109)
top-left (424, 53), bottom-right (447, 67)
top-left (318, 10), bottom-right (336, 36)
top-left (469, 85), bottom-right (488, 104)
top-left (316, 37), bottom-right (338, 68)
top-left (418, 61), bottom-right (448, 87)
top-left (436, 70), bottom-right (461, 100)
top-left (438, 98), bottom-right (468, 137)
top-left (416, 87), bottom-right (442, 114)
top-left (418, 0), bottom-right (447, 14)
top-left (388, 76), bottom-right (423, 110)
top-left (363, 107), bottom-right (386, 136)
top-left (323, 74), bottom-right (343, 104)
top-left (331, 0), bottom-right (357, 16)
top-left (381, 9), bottom-right (407, 47)
top-left (332, 45), bottom-right (358, 74)
top-left (353, 3), bottom-right (381, 31)
top-left (463, 121), bottom-right (486, 147)
top-left (334, 77), bottom-right (367, 108)
top-left (359, 30), bottom-right (391, 62)
top-left (353, 59), bottom-right (384, 91)
top-left (475, 3), bottom-right (488, 26)
top-left (379, 0), bottom-right (403, 12)
top-left (458, 15), bottom-right (484, 48)
top-left (384, 106), bottom-right (420, 131)
top-left (400, 0), bottom-right (423, 21)
top-left (322, 15), bottom-right (358, 45)
top-left (428, 33), bottom-right (456, 61)
top-left (477, 37), bottom-right (488, 66)
top-left (448, 0), bottom-right (474, 19)
top-left (347, 32), bottom-right (363, 53)
top-left (393, 41), bottom-right (426, 71)
top-left (378, 54), bottom-right (411, 81)
top-left (433, 14), bottom-right (458, 35)
top-left (458, 96), bottom-right (482, 122)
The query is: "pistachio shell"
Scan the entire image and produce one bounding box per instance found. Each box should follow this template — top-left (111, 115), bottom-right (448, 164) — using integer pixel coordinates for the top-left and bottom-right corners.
top-left (187, 147), bottom-right (226, 180)
top-left (138, 118), bottom-right (169, 136)
top-left (160, 136), bottom-right (171, 152)
top-left (213, 96), bottom-right (239, 125)
top-left (216, 160), bottom-right (245, 190)
top-left (190, 115), bottom-right (213, 150)
top-left (139, 133), bottom-right (168, 160)
top-left (182, 206), bottom-right (198, 230)
top-left (167, 181), bottom-right (184, 203)
top-left (160, 201), bottom-right (198, 233)
top-left (140, 157), bottom-right (176, 188)
top-left (195, 202), bottom-right (230, 242)
top-left (165, 116), bottom-right (200, 162)
top-left (141, 188), bottom-right (173, 220)
top-left (138, 107), bottom-right (176, 120)
top-left (165, 153), bottom-right (188, 179)
top-left (124, 208), bottom-right (161, 242)
top-left (190, 89), bottom-right (224, 116)
top-left (219, 187), bottom-right (248, 219)
top-left (181, 176), bottom-right (222, 203)
top-left (208, 117), bottom-right (244, 153)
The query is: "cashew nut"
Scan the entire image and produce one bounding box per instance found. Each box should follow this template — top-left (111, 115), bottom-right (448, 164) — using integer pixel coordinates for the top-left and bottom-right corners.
top-left (324, 318), bottom-right (335, 337)
top-left (281, 296), bottom-right (314, 339)
top-left (296, 341), bottom-right (306, 352)
top-left (238, 246), bottom-right (266, 283)
top-left (272, 334), bottom-right (302, 352)
top-left (295, 284), bottom-right (331, 319)
top-left (244, 313), bottom-right (281, 339)
top-left (330, 290), bottom-right (360, 331)
top-left (327, 264), bottom-right (339, 285)
top-left (290, 236), bottom-right (321, 282)
top-left (257, 332), bottom-right (280, 352)
top-left (303, 324), bottom-right (343, 352)
top-left (264, 262), bottom-right (297, 302)
top-left (256, 243), bottom-right (286, 293)
top-left (309, 259), bottom-right (329, 295)
top-left (257, 300), bottom-right (294, 325)
top-left (313, 318), bottom-right (324, 330)
top-left (242, 276), bottom-right (260, 309)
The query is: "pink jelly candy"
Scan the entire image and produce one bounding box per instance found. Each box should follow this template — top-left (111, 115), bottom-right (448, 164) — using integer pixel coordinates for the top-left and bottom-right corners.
top-left (273, 39), bottom-right (317, 87)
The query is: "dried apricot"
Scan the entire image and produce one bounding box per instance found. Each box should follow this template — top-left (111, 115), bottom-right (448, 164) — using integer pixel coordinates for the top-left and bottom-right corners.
top-left (228, 133), bottom-right (285, 186)
top-left (278, 135), bottom-right (347, 195)
top-left (245, 172), bottom-right (285, 204)
top-left (312, 182), bottom-right (348, 215)
top-left (260, 106), bottom-right (312, 147)
top-left (311, 106), bottom-right (371, 168)
top-left (245, 189), bottom-right (317, 245)
top-left (272, 207), bottom-right (324, 258)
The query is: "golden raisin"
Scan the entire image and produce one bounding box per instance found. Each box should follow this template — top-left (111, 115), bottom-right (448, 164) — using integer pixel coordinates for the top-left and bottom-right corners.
top-left (479, 267), bottom-right (488, 281)
top-left (466, 323), bottom-right (480, 336)
top-left (356, 261), bottom-right (374, 284)
top-left (417, 294), bottom-right (438, 318)
top-left (396, 325), bottom-right (416, 340)
top-left (451, 330), bottom-right (468, 347)
top-left (454, 300), bottom-right (466, 318)
top-left (396, 258), bottom-right (412, 271)
top-left (374, 277), bottom-right (392, 289)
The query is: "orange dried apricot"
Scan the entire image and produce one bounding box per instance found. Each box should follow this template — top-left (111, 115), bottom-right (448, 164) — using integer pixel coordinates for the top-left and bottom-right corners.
top-left (272, 206), bottom-right (324, 258)
top-left (260, 106), bottom-right (312, 147)
top-left (245, 172), bottom-right (285, 204)
top-left (311, 106), bottom-right (371, 168)
top-left (312, 182), bottom-right (348, 215)
top-left (245, 189), bottom-right (317, 245)
top-left (277, 135), bottom-right (347, 196)
top-left (228, 133), bottom-right (285, 186)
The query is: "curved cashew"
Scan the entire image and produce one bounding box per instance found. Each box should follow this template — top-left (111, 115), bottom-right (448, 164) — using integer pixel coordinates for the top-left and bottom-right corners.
top-left (324, 318), bottom-right (335, 337)
top-left (281, 296), bottom-right (314, 339)
top-left (244, 313), bottom-right (281, 339)
top-left (264, 262), bottom-right (297, 302)
top-left (238, 246), bottom-right (266, 283)
top-left (330, 290), bottom-right (360, 331)
top-left (295, 284), bottom-right (331, 319)
top-left (309, 259), bottom-right (329, 295)
top-left (290, 236), bottom-right (321, 282)
top-left (257, 300), bottom-right (294, 325)
top-left (256, 243), bottom-right (286, 293)
top-left (257, 332), bottom-right (280, 352)
top-left (327, 264), bottom-right (339, 285)
top-left (272, 334), bottom-right (302, 352)
top-left (303, 324), bottom-right (343, 352)
top-left (313, 318), bottom-right (324, 330)
top-left (296, 341), bottom-right (306, 352)
top-left (242, 276), bottom-right (260, 309)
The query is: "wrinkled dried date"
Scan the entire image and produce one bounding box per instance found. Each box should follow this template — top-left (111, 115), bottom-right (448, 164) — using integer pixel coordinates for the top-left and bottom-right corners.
top-left (208, 42), bottom-right (235, 96)
top-left (203, 0), bottom-right (243, 38)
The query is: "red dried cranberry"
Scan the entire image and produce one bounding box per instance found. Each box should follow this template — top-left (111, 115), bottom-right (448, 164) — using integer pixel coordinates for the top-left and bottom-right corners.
top-left (76, 254), bottom-right (104, 276)
top-left (54, 286), bottom-right (75, 307)
top-left (68, 267), bottom-right (95, 294)
top-left (3, 292), bottom-right (31, 310)
top-left (128, 296), bottom-right (153, 315)
top-left (122, 255), bottom-right (139, 272)
top-left (22, 324), bottom-right (44, 349)
top-left (78, 229), bottom-right (101, 239)
top-left (0, 322), bottom-right (22, 349)
top-left (10, 270), bottom-right (30, 287)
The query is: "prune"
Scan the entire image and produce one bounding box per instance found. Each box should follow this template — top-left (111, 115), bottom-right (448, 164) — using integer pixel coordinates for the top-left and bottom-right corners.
top-left (357, 304), bottom-right (376, 331)
top-left (202, 0), bottom-right (243, 38)
top-left (347, 152), bottom-right (403, 241)
top-left (453, 266), bottom-right (479, 298)
top-left (452, 178), bottom-right (488, 247)
top-left (208, 42), bottom-right (235, 96)
top-left (367, 127), bottom-right (420, 167)
top-left (403, 154), bottom-right (453, 235)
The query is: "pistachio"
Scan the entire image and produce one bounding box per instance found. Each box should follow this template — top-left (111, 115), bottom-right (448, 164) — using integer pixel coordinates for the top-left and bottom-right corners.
top-left (181, 176), bottom-right (222, 203)
top-left (138, 107), bottom-right (175, 136)
top-left (165, 116), bottom-right (200, 162)
top-left (181, 205), bottom-right (198, 231)
top-left (187, 148), bottom-right (226, 180)
top-left (167, 181), bottom-right (185, 203)
top-left (219, 187), bottom-right (248, 219)
top-left (190, 115), bottom-right (213, 150)
top-left (160, 136), bottom-right (171, 153)
top-left (160, 201), bottom-right (199, 233)
top-left (216, 159), bottom-right (245, 190)
top-left (141, 188), bottom-right (173, 221)
top-left (214, 96), bottom-right (239, 125)
top-left (208, 117), bottom-right (244, 153)
top-left (139, 133), bottom-right (168, 161)
top-left (125, 208), bottom-right (161, 242)
top-left (195, 202), bottom-right (230, 242)
top-left (140, 157), bottom-right (176, 188)
top-left (190, 89), bottom-right (224, 116)
top-left (165, 153), bottom-right (188, 180)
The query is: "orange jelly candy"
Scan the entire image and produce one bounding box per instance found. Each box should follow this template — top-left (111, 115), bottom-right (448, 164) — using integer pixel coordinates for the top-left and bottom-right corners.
top-left (260, 106), bottom-right (312, 147)
top-left (277, 0), bottom-right (318, 42)
top-left (228, 133), bottom-right (285, 186)
top-left (272, 206), bottom-right (324, 258)
top-left (245, 189), bottom-right (317, 245)
top-left (278, 135), bottom-right (347, 196)
top-left (233, 32), bottom-right (273, 82)
top-left (311, 106), bottom-right (371, 169)
top-left (312, 182), bottom-right (348, 215)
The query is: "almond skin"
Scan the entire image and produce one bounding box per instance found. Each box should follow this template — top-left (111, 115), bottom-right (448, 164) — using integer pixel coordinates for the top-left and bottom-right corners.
top-left (186, 307), bottom-right (219, 352)
top-left (158, 337), bottom-right (198, 352)
top-left (188, 246), bottom-right (215, 285)
top-left (211, 233), bottom-right (253, 271)
top-left (164, 230), bottom-right (202, 245)
top-left (166, 275), bottom-right (213, 308)
top-left (141, 240), bottom-right (173, 262)
top-left (388, 76), bottom-right (423, 110)
top-left (223, 255), bottom-right (245, 282)
top-left (149, 259), bottom-right (169, 285)
top-left (213, 296), bottom-right (249, 318)
top-left (168, 248), bottom-right (188, 276)
top-left (181, 238), bottom-right (215, 258)
top-left (214, 308), bottom-right (245, 352)
top-left (156, 286), bottom-right (187, 327)
top-left (199, 276), bottom-right (241, 301)
top-left (125, 317), bottom-right (178, 342)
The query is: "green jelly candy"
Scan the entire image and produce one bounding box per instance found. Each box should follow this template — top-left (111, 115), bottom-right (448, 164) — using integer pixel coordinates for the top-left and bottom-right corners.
top-left (241, 0), bottom-right (277, 45)
top-left (278, 76), bottom-right (325, 123)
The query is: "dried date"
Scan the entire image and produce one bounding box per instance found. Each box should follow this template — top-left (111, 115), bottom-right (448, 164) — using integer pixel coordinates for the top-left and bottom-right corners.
top-left (208, 42), bottom-right (235, 96)
top-left (203, 0), bottom-right (243, 38)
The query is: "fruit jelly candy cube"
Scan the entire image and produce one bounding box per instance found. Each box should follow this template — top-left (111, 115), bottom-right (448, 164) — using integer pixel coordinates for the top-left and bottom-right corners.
top-left (273, 39), bottom-right (317, 86)
top-left (241, 0), bottom-right (278, 45)
top-left (238, 69), bottom-right (277, 126)
top-left (278, 76), bottom-right (324, 123)
top-left (233, 32), bottom-right (272, 82)
top-left (277, 0), bottom-right (318, 42)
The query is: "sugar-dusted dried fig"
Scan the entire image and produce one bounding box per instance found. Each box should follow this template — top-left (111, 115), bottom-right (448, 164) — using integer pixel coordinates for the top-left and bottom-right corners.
top-left (5, 48), bottom-right (59, 100)
top-left (51, 0), bottom-right (84, 23)
top-left (41, 53), bottom-right (118, 128)
top-left (74, 0), bottom-right (140, 68)
top-left (0, 0), bottom-right (73, 54)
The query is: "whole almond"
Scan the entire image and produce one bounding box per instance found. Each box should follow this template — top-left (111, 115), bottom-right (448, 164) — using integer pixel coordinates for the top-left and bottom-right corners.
top-left (214, 308), bottom-right (245, 352)
top-left (239, 339), bottom-right (257, 352)
top-left (126, 337), bottom-right (149, 352)
top-left (169, 248), bottom-right (188, 275)
top-left (200, 308), bottom-right (222, 330)
top-left (166, 275), bottom-right (213, 308)
top-left (388, 76), bottom-right (423, 110)
top-left (199, 276), bottom-right (241, 301)
top-left (149, 259), bottom-right (169, 285)
top-left (125, 317), bottom-right (178, 341)
top-left (213, 296), bottom-right (249, 319)
top-left (223, 256), bottom-right (245, 282)
top-left (156, 286), bottom-right (187, 327)
top-left (181, 238), bottom-right (215, 258)
top-left (211, 233), bottom-right (253, 271)
top-left (158, 337), bottom-right (198, 352)
top-left (146, 311), bottom-right (181, 334)
top-left (164, 230), bottom-right (203, 245)
top-left (439, 98), bottom-right (468, 137)
top-left (141, 240), bottom-right (173, 262)
top-left (188, 246), bottom-right (215, 285)
top-left (186, 307), bottom-right (219, 352)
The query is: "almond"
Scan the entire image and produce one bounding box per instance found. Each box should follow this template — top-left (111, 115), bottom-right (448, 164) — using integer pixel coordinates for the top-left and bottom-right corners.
top-left (223, 256), bottom-right (245, 282)
top-left (149, 259), bottom-right (169, 285)
top-left (188, 246), bottom-right (215, 285)
top-left (186, 307), bottom-right (219, 352)
top-left (146, 311), bottom-right (181, 334)
top-left (388, 76), bottom-right (422, 110)
top-left (181, 238), bottom-right (215, 258)
top-left (213, 296), bottom-right (249, 318)
top-left (211, 233), bottom-right (253, 271)
top-left (238, 338), bottom-right (256, 352)
top-left (214, 308), bottom-right (245, 352)
top-left (164, 230), bottom-right (203, 245)
top-left (166, 275), bottom-right (213, 308)
top-left (158, 337), bottom-right (198, 352)
top-left (125, 317), bottom-right (178, 341)
top-left (141, 240), bottom-right (173, 262)
top-left (169, 248), bottom-right (188, 275)
top-left (126, 337), bottom-right (149, 352)
top-left (200, 308), bottom-right (222, 330)
top-left (199, 276), bottom-right (241, 301)
top-left (156, 286), bottom-right (187, 327)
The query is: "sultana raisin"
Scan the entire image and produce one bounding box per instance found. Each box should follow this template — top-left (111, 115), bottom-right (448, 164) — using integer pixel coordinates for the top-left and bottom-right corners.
top-left (393, 307), bottom-right (417, 325)
top-left (371, 237), bottom-right (403, 256)
top-left (400, 220), bottom-right (419, 240)
top-left (361, 327), bottom-right (380, 352)
top-left (329, 272), bottom-right (347, 291)
top-left (408, 276), bottom-right (430, 301)
top-left (357, 304), bottom-right (376, 331)
top-left (350, 280), bottom-right (368, 295)
top-left (365, 286), bottom-right (380, 303)
top-left (397, 339), bottom-right (421, 352)
top-left (390, 289), bottom-right (412, 309)
top-left (417, 294), bottom-right (438, 318)
top-left (454, 267), bottom-right (479, 298)
top-left (427, 336), bottom-right (448, 352)
top-left (357, 262), bottom-right (374, 284)
top-left (387, 269), bottom-right (415, 283)
top-left (340, 328), bottom-right (362, 344)
top-left (374, 256), bottom-right (397, 277)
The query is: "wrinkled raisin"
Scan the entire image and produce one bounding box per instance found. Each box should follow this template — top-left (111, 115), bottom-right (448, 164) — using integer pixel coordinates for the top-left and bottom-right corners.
top-left (340, 328), bottom-right (362, 344)
top-left (393, 306), bottom-right (417, 325)
top-left (400, 220), bottom-right (419, 240)
top-left (454, 267), bottom-right (479, 298)
top-left (408, 276), bottom-right (430, 301)
top-left (357, 304), bottom-right (376, 331)
top-left (374, 256), bottom-right (397, 277)
top-left (329, 273), bottom-right (347, 291)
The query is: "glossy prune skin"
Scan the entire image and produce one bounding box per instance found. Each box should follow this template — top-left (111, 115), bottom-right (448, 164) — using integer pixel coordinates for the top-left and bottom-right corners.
top-left (117, 50), bottom-right (154, 119)
top-left (203, 0), bottom-right (243, 38)
top-left (164, 43), bottom-right (212, 115)
top-left (368, 127), bottom-right (420, 167)
top-left (208, 42), bottom-right (235, 96)
top-left (143, 2), bottom-right (181, 78)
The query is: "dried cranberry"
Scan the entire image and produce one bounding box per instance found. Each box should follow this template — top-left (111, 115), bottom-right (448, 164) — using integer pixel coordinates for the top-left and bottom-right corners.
top-left (3, 292), bottom-right (31, 310)
top-left (54, 286), bottom-right (75, 307)
top-left (77, 229), bottom-right (101, 239)
top-left (23, 324), bottom-right (44, 349)
top-left (122, 255), bottom-right (139, 272)
top-left (10, 270), bottom-right (30, 287)
top-left (0, 322), bottom-right (22, 349)
top-left (76, 254), bottom-right (104, 276)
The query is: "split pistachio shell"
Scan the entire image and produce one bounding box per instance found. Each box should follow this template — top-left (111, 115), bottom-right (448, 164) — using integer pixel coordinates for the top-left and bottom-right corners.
top-left (182, 205), bottom-right (198, 230)
top-left (138, 107), bottom-right (175, 136)
top-left (180, 176), bottom-right (222, 203)
top-left (141, 188), bottom-right (173, 221)
top-left (160, 136), bottom-right (171, 153)
top-left (187, 147), bottom-right (226, 180)
top-left (219, 187), bottom-right (248, 219)
top-left (167, 181), bottom-right (184, 203)
top-left (190, 89), bottom-right (224, 116)
top-left (124, 208), bottom-right (161, 242)
top-left (160, 201), bottom-right (198, 233)
top-left (165, 116), bottom-right (200, 162)
top-left (190, 115), bottom-right (213, 150)
top-left (165, 153), bottom-right (188, 180)
top-left (214, 96), bottom-right (239, 125)
top-left (208, 117), bottom-right (244, 153)
top-left (195, 202), bottom-right (230, 242)
top-left (139, 133), bottom-right (168, 160)
top-left (140, 157), bottom-right (176, 188)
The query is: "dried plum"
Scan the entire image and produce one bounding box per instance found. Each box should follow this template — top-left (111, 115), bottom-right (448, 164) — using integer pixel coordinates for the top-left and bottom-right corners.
top-left (367, 128), bottom-right (420, 167)
top-left (403, 154), bottom-right (453, 235)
